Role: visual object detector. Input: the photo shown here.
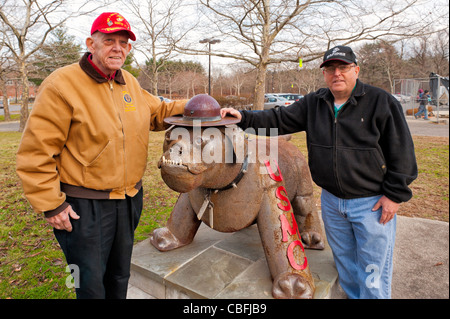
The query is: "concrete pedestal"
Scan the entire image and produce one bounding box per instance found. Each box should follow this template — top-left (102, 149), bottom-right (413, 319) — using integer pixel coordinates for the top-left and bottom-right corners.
top-left (129, 224), bottom-right (344, 299)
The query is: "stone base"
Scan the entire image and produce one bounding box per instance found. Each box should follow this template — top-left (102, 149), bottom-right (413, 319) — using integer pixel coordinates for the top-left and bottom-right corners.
top-left (129, 223), bottom-right (344, 299)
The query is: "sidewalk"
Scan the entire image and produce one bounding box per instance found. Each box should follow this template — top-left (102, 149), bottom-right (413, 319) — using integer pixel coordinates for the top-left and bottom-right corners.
top-left (392, 216), bottom-right (448, 299)
top-left (404, 115), bottom-right (449, 137)
top-left (0, 120), bottom-right (19, 132)
top-left (127, 216), bottom-right (449, 299)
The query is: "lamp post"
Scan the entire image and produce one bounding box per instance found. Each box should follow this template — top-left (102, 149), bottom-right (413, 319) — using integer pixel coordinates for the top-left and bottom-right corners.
top-left (199, 38), bottom-right (221, 95)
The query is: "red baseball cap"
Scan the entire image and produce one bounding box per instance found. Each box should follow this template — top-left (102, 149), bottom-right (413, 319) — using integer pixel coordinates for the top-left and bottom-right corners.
top-left (91, 12), bottom-right (136, 41)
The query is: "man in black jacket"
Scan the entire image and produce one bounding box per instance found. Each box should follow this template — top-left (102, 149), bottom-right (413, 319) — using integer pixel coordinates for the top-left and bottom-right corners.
top-left (220, 46), bottom-right (417, 299)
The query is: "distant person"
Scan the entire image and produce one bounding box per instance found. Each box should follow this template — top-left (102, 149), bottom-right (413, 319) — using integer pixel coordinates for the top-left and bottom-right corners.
top-left (415, 88), bottom-right (424, 103)
top-left (221, 45), bottom-right (418, 299)
top-left (16, 12), bottom-right (187, 299)
top-left (415, 89), bottom-right (430, 120)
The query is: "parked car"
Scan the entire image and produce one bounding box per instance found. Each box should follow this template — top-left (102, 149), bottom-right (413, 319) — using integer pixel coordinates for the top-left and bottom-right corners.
top-left (264, 96), bottom-right (293, 110)
top-left (273, 93), bottom-right (303, 102)
top-left (392, 94), bottom-right (412, 103)
top-left (391, 94), bottom-right (402, 102)
top-left (158, 96), bottom-right (172, 103)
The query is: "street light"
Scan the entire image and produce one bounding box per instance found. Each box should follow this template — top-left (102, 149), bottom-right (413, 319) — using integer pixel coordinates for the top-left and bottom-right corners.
top-left (199, 38), bottom-right (221, 95)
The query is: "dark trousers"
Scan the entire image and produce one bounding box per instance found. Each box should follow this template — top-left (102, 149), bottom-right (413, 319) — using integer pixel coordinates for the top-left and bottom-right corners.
top-left (54, 188), bottom-right (143, 299)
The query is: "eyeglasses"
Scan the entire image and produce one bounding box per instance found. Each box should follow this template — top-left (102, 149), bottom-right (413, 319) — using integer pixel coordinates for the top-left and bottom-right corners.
top-left (322, 64), bottom-right (356, 75)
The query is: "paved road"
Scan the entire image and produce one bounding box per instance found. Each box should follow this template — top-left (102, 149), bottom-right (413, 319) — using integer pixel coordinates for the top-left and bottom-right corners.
top-left (405, 116), bottom-right (449, 137)
top-left (0, 121), bottom-right (20, 132)
top-left (0, 103), bottom-right (21, 114)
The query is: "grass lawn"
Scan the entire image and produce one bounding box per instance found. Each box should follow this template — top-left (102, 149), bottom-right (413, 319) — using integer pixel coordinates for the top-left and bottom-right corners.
top-left (0, 130), bottom-right (448, 299)
top-left (0, 115), bottom-right (20, 121)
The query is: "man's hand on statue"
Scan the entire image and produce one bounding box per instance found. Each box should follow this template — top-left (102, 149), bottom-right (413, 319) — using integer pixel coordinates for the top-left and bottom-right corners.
top-left (220, 108), bottom-right (242, 120)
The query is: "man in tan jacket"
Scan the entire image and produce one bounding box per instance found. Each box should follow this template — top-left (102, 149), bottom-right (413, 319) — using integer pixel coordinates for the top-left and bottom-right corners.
top-left (16, 12), bottom-right (186, 299)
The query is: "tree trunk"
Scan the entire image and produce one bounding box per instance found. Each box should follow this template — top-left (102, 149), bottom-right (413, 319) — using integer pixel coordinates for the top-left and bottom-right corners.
top-left (1, 80), bottom-right (11, 121)
top-left (152, 75), bottom-right (158, 96)
top-left (19, 60), bottom-right (29, 132)
top-left (253, 63), bottom-right (267, 110)
top-left (151, 62), bottom-right (158, 96)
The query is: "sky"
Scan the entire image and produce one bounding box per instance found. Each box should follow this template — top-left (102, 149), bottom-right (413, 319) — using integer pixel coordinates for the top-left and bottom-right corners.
top-left (3, 0), bottom-right (448, 72)
top-left (62, 0), bottom-right (214, 68)
top-left (63, 0), bottom-right (449, 71)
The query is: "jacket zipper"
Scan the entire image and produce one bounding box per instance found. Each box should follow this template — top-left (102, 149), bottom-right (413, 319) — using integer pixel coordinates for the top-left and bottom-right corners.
top-left (334, 115), bottom-right (344, 195)
top-left (327, 100), bottom-right (345, 196)
top-left (109, 80), bottom-right (128, 194)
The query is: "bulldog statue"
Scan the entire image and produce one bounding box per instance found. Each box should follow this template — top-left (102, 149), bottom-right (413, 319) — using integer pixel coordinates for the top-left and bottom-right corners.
top-left (150, 94), bottom-right (325, 299)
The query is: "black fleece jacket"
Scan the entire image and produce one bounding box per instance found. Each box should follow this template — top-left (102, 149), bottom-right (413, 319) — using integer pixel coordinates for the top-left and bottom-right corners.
top-left (239, 79), bottom-right (418, 203)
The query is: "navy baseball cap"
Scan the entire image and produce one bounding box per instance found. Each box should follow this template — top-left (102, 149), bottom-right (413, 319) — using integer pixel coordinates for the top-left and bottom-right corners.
top-left (320, 46), bottom-right (357, 68)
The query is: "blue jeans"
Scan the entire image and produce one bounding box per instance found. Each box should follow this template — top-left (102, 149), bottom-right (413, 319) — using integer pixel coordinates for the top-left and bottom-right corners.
top-left (415, 105), bottom-right (428, 119)
top-left (321, 189), bottom-right (396, 299)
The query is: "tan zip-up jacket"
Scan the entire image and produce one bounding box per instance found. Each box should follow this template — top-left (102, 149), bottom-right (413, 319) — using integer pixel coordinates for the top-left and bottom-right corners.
top-left (16, 53), bottom-right (186, 217)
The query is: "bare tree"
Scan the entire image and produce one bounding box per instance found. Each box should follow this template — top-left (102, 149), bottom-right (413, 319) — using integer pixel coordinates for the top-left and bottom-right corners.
top-left (176, 71), bottom-right (204, 98)
top-left (0, 32), bottom-right (13, 121)
top-left (409, 28), bottom-right (449, 78)
top-left (229, 63), bottom-right (252, 96)
top-left (291, 66), bottom-right (324, 95)
top-left (429, 29), bottom-right (450, 76)
top-left (192, 0), bottom-right (321, 109)
top-left (0, 0), bottom-right (100, 131)
top-left (127, 0), bottom-right (196, 96)
top-left (175, 0), bottom-right (448, 109)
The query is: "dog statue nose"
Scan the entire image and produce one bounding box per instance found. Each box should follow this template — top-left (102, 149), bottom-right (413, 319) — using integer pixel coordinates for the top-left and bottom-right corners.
top-left (171, 143), bottom-right (184, 158)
